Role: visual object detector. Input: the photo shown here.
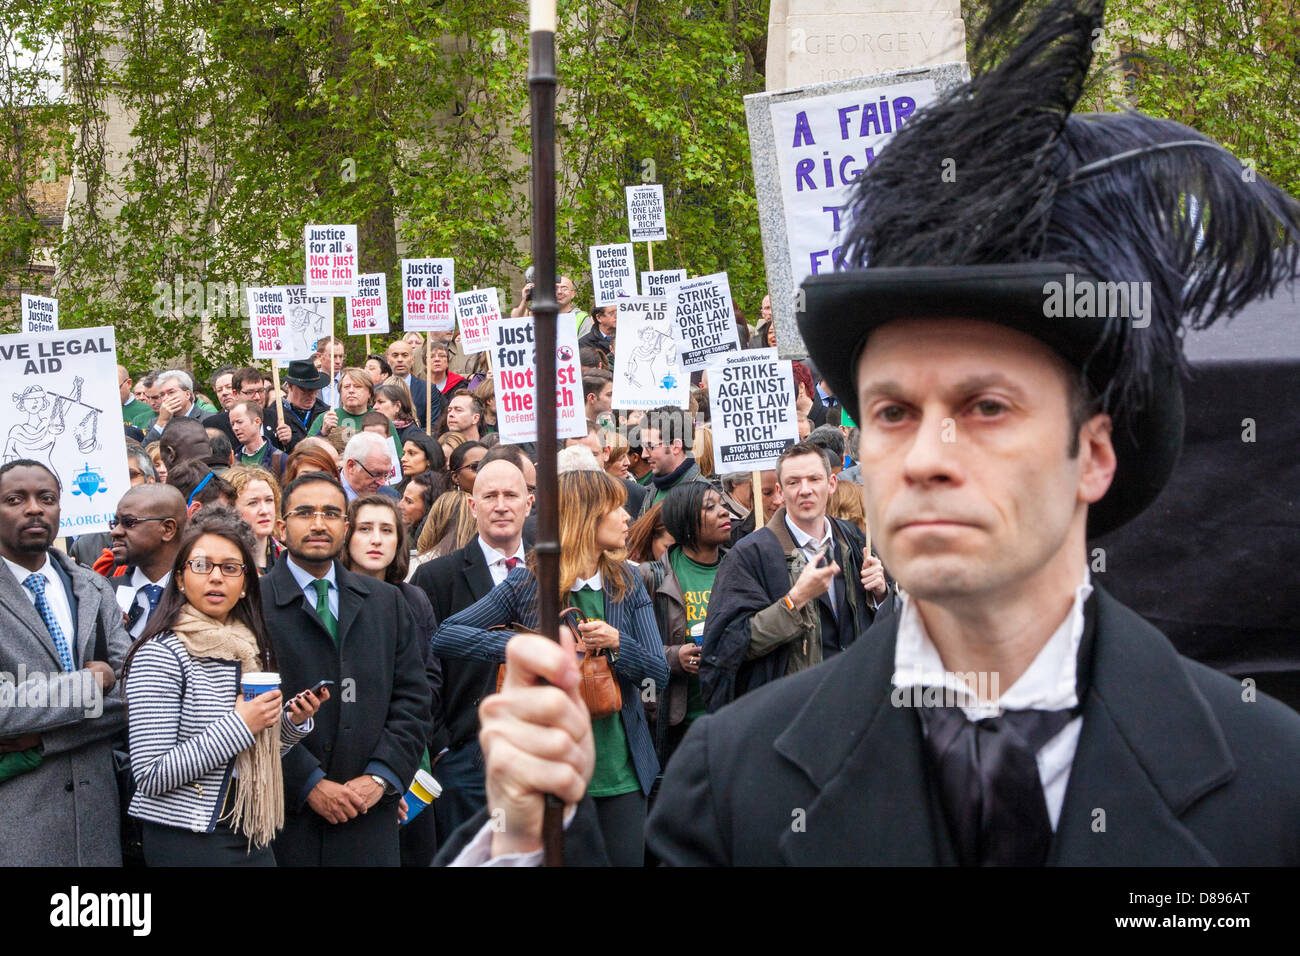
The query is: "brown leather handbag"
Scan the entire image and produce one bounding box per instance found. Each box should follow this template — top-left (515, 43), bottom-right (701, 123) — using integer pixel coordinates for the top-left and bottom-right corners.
top-left (493, 608), bottom-right (623, 720)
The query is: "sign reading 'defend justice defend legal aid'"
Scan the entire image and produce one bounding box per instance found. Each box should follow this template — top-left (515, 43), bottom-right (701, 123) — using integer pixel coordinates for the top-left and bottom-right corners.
top-left (347, 273), bottom-right (390, 335)
top-left (401, 258), bottom-right (455, 333)
top-left (490, 316), bottom-right (586, 444)
top-left (708, 348), bottom-right (798, 471)
top-left (745, 63), bottom-right (966, 357)
top-left (455, 288), bottom-right (502, 355)
top-left (625, 184), bottom-right (667, 243)
top-left (589, 243), bottom-right (637, 307)
top-left (304, 224), bottom-right (358, 296)
top-left (670, 272), bottom-right (740, 370)
top-left (0, 327), bottom-right (129, 535)
top-left (20, 294), bottom-right (58, 333)
top-left (611, 297), bottom-right (689, 411)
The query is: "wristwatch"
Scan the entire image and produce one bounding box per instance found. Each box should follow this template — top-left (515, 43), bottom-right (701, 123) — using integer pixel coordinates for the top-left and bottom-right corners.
top-left (368, 774), bottom-right (388, 792)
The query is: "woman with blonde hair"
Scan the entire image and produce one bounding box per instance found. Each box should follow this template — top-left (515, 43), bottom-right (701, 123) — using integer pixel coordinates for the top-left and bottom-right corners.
top-left (146, 441), bottom-right (168, 484)
top-left (223, 465), bottom-right (283, 572)
top-left (827, 481), bottom-right (868, 535)
top-left (411, 488), bottom-right (477, 569)
top-left (432, 470), bottom-right (668, 865)
top-left (692, 426), bottom-right (715, 478)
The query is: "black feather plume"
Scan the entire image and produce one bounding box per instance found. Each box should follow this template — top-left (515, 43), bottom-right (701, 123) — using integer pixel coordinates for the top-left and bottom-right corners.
top-left (841, 0), bottom-right (1300, 415)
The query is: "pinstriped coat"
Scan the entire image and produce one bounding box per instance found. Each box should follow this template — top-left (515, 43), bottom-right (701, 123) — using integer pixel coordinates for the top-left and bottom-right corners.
top-left (432, 564), bottom-right (670, 795)
top-left (0, 549), bottom-right (132, 866)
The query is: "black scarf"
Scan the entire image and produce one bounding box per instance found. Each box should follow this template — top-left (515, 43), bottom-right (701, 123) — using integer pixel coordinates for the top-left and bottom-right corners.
top-left (651, 457), bottom-right (695, 491)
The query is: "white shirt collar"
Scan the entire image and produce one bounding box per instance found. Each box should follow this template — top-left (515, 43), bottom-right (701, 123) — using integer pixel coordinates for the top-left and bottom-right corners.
top-left (892, 569), bottom-right (1093, 719)
top-left (571, 570), bottom-right (603, 592)
top-left (478, 538), bottom-right (525, 568)
top-left (785, 514), bottom-right (831, 552)
top-left (3, 553), bottom-right (51, 587)
top-left (130, 566), bottom-right (171, 589)
top-left (287, 556), bottom-right (337, 595)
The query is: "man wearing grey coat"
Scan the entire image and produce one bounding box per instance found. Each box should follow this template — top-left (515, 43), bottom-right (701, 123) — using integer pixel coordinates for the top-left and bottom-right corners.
top-left (0, 460), bottom-right (132, 866)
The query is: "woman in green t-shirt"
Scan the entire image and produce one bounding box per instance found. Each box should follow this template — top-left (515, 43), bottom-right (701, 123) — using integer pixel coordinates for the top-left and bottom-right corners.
top-left (432, 470), bottom-right (669, 865)
top-left (640, 481), bottom-right (732, 769)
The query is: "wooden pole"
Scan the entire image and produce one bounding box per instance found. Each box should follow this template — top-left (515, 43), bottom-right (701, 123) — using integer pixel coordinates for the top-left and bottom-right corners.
top-left (646, 240), bottom-right (655, 273)
top-left (365, 333), bottom-right (372, 357)
top-left (752, 469), bottom-right (764, 526)
top-left (329, 308), bottom-right (338, 412)
top-left (530, 0), bottom-right (564, 867)
top-left (270, 362), bottom-right (285, 430)
top-left (425, 336), bottom-right (433, 435)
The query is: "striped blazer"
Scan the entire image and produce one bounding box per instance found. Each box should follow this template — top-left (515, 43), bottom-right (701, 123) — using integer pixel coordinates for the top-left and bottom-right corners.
top-left (432, 565), bottom-right (670, 795)
top-left (125, 633), bottom-right (312, 834)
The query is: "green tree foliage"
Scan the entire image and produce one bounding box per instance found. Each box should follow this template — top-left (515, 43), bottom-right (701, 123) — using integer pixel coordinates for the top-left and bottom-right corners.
top-left (1, 0), bottom-right (1295, 381)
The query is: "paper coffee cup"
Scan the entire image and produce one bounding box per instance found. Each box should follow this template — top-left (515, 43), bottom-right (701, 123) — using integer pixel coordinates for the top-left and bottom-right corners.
top-left (241, 671), bottom-right (280, 701)
top-left (402, 770), bottom-right (442, 825)
top-left (689, 622), bottom-right (705, 645)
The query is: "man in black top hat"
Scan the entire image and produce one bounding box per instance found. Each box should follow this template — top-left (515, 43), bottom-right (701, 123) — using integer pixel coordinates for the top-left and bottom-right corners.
top-left (435, 0), bottom-right (1300, 866)
top-left (273, 359), bottom-right (331, 453)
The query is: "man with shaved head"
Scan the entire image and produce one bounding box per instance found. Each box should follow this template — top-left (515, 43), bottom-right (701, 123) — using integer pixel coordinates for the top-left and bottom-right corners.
top-left (159, 417), bottom-right (219, 471)
top-left (109, 483), bottom-right (187, 638)
top-left (413, 458), bottom-right (534, 843)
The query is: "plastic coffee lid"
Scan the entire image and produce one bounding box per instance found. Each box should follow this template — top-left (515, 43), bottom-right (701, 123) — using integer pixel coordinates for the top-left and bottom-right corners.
top-left (414, 769), bottom-right (442, 797)
top-left (242, 672), bottom-right (281, 684)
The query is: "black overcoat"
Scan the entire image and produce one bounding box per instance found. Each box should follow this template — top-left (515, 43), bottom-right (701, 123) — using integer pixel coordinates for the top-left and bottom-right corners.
top-left (262, 558), bottom-right (431, 866)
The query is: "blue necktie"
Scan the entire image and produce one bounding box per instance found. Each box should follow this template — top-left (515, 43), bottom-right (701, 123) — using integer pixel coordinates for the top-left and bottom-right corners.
top-left (23, 573), bottom-right (75, 673)
top-left (142, 584), bottom-right (164, 617)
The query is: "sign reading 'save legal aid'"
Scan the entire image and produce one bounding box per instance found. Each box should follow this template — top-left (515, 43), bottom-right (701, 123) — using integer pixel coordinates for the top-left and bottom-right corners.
top-left (708, 348), bottom-right (798, 471)
top-left (347, 273), bottom-right (390, 335)
top-left (401, 258), bottom-right (455, 332)
top-left (491, 316), bottom-right (585, 444)
top-left (0, 326), bottom-right (129, 536)
top-left (305, 224), bottom-right (358, 295)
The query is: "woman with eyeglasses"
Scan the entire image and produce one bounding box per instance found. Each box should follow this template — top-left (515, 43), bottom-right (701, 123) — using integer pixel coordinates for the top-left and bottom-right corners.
top-left (433, 470), bottom-right (669, 865)
top-left (447, 440), bottom-right (487, 494)
top-left (224, 465), bottom-right (284, 573)
top-left (122, 509), bottom-right (327, 866)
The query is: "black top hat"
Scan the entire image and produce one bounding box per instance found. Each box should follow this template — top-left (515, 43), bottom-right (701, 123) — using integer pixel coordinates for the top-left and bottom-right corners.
top-left (283, 360), bottom-right (330, 391)
top-left (799, 0), bottom-right (1300, 537)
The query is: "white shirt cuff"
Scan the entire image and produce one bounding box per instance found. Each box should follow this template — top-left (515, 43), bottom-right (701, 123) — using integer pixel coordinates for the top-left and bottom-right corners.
top-left (448, 805), bottom-right (579, 867)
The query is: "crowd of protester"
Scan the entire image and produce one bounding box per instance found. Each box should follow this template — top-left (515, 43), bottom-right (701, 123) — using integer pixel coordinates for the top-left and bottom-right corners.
top-left (2, 284), bottom-right (887, 868)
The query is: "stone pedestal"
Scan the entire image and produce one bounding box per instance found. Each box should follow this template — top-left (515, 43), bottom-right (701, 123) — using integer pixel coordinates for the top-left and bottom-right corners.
top-left (767, 0), bottom-right (966, 91)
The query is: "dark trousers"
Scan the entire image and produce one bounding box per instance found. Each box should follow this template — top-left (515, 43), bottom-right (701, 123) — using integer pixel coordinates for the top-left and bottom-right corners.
top-left (432, 740), bottom-right (486, 847)
top-left (141, 819), bottom-right (276, 867)
top-left (592, 790), bottom-right (647, 867)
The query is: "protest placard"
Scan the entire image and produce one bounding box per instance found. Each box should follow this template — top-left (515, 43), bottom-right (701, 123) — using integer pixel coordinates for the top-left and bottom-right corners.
top-left (247, 287), bottom-right (291, 359)
top-left (625, 184), bottom-right (667, 243)
top-left (611, 297), bottom-right (688, 410)
top-left (640, 269), bottom-right (686, 298)
top-left (0, 326), bottom-right (129, 535)
top-left (284, 285), bottom-right (333, 356)
top-left (347, 273), bottom-right (390, 335)
top-left (744, 64), bottom-right (966, 354)
top-left (588, 243), bottom-right (637, 307)
top-left (304, 224), bottom-right (358, 295)
top-left (455, 287), bottom-right (502, 355)
top-left (20, 294), bottom-right (58, 334)
top-left (669, 272), bottom-right (740, 370)
top-left (708, 348), bottom-right (798, 471)
top-left (490, 316), bottom-right (585, 444)
top-left (401, 258), bottom-right (456, 332)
